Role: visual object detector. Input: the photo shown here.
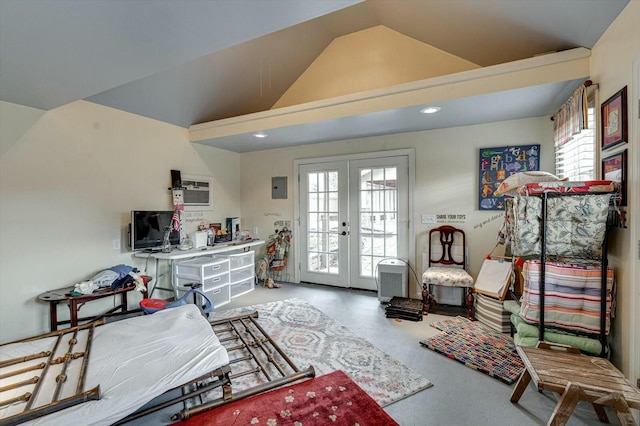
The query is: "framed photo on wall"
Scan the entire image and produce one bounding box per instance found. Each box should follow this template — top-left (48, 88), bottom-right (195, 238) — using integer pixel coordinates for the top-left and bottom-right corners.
top-left (602, 150), bottom-right (627, 206)
top-left (600, 86), bottom-right (627, 150)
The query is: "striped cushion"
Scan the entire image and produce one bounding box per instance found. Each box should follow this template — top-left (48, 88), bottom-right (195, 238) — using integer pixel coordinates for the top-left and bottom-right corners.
top-left (519, 260), bottom-right (614, 335)
top-left (475, 294), bottom-right (511, 333)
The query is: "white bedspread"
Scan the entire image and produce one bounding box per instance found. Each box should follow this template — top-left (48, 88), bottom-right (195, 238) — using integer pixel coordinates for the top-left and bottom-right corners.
top-left (0, 304), bottom-right (229, 425)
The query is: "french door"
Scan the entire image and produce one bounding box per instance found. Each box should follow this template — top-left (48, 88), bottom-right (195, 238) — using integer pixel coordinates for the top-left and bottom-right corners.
top-left (299, 154), bottom-right (409, 290)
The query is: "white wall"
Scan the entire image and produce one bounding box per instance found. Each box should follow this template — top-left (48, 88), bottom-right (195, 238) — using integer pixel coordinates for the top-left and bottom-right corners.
top-left (0, 100), bottom-right (242, 342)
top-left (240, 116), bottom-right (554, 295)
top-left (590, 0), bottom-right (640, 379)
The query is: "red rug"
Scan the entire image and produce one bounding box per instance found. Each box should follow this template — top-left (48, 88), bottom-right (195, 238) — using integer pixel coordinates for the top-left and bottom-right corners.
top-left (177, 370), bottom-right (399, 426)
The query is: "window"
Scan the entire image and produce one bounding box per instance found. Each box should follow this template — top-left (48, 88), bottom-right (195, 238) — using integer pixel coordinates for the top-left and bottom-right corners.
top-left (553, 85), bottom-right (596, 181)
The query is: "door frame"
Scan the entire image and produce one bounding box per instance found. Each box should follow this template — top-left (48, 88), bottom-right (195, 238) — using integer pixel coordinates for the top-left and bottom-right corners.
top-left (293, 148), bottom-right (415, 285)
top-left (631, 56), bottom-right (639, 408)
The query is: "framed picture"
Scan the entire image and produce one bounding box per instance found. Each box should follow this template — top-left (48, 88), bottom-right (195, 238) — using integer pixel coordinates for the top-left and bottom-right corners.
top-left (602, 150), bottom-right (627, 206)
top-left (478, 144), bottom-right (540, 210)
top-left (600, 86), bottom-right (627, 150)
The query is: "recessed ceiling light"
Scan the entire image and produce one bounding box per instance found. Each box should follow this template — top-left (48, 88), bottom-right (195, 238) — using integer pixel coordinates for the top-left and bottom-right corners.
top-left (253, 132), bottom-right (268, 138)
top-left (420, 106), bottom-right (441, 114)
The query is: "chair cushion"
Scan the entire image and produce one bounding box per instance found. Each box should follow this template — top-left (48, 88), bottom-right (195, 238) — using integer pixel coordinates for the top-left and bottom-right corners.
top-left (422, 266), bottom-right (474, 287)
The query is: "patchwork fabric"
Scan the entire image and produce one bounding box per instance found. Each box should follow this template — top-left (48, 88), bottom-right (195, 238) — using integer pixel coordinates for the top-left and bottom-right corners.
top-left (420, 317), bottom-right (524, 384)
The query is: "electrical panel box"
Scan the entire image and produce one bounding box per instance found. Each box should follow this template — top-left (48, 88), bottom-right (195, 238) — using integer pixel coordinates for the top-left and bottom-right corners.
top-left (272, 176), bottom-right (287, 199)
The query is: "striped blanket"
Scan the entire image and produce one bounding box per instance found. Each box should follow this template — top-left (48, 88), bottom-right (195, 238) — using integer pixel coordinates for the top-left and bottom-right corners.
top-left (520, 260), bottom-right (614, 335)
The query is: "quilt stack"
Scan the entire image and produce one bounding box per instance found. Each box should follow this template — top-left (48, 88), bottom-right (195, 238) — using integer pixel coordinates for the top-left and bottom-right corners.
top-left (385, 297), bottom-right (423, 321)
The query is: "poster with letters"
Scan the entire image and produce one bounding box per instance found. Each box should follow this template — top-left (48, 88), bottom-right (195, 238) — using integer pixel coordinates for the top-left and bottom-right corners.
top-left (478, 144), bottom-right (540, 210)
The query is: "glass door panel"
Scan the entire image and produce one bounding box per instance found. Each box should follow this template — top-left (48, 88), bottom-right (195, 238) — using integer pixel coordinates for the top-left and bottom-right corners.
top-left (300, 163), bottom-right (349, 287)
top-left (350, 156), bottom-right (408, 290)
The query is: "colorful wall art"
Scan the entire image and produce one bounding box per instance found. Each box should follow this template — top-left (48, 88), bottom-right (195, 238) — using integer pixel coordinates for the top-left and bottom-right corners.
top-left (478, 144), bottom-right (540, 210)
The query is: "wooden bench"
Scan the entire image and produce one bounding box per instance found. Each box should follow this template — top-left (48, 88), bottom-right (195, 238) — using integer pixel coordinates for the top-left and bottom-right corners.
top-left (510, 342), bottom-right (640, 425)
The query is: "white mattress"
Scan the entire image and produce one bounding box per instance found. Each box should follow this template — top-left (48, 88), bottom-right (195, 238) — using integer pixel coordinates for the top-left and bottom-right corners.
top-left (0, 304), bottom-right (229, 425)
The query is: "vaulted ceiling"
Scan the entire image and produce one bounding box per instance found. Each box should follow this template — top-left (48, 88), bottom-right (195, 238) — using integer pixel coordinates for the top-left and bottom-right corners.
top-left (0, 0), bottom-right (629, 152)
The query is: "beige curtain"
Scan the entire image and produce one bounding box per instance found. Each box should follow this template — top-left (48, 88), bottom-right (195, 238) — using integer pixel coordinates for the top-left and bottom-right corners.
top-left (553, 83), bottom-right (589, 148)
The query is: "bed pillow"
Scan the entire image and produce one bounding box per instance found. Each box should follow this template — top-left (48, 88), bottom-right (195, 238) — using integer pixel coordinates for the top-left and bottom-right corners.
top-left (494, 171), bottom-right (566, 197)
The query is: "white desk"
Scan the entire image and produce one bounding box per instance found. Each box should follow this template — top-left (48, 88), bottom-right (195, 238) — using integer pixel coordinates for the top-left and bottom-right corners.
top-left (133, 239), bottom-right (265, 297)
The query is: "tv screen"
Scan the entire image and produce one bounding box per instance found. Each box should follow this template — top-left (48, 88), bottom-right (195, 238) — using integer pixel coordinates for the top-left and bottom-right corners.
top-left (131, 210), bottom-right (180, 251)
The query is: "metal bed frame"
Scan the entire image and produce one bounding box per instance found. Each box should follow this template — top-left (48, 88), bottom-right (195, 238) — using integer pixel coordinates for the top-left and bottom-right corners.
top-left (0, 321), bottom-right (102, 426)
top-left (1, 310), bottom-right (314, 425)
top-left (118, 310), bottom-right (315, 424)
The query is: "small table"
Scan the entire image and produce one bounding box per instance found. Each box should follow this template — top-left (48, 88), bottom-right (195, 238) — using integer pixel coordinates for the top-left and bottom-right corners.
top-left (510, 342), bottom-right (640, 425)
top-left (38, 284), bottom-right (148, 331)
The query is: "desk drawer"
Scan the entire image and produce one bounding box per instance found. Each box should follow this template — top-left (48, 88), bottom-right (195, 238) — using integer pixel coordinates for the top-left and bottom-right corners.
top-left (176, 271), bottom-right (229, 292)
top-left (229, 264), bottom-right (254, 284)
top-left (177, 283), bottom-right (230, 308)
top-left (231, 277), bottom-right (255, 298)
top-left (216, 251), bottom-right (254, 270)
top-left (175, 257), bottom-right (230, 279)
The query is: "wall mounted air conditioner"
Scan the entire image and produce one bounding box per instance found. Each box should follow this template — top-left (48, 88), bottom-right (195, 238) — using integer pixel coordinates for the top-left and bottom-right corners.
top-left (377, 259), bottom-right (408, 302)
top-left (182, 174), bottom-right (212, 209)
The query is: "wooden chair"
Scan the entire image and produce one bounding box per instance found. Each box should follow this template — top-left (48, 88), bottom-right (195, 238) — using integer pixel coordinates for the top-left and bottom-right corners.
top-left (421, 225), bottom-right (474, 317)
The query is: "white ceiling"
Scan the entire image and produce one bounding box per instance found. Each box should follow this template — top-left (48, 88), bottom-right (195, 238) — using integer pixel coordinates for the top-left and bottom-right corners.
top-left (0, 0), bottom-right (629, 152)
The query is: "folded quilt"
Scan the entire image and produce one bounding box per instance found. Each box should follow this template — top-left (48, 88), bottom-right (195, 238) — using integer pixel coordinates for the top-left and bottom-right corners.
top-left (509, 193), bottom-right (610, 258)
top-left (520, 260), bottom-right (614, 335)
top-left (510, 313), bottom-right (602, 355)
top-left (516, 180), bottom-right (617, 195)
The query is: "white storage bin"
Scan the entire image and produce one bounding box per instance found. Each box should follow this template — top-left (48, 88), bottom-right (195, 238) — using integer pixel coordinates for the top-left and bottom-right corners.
top-left (229, 264), bottom-right (254, 284)
top-left (429, 284), bottom-right (466, 306)
top-left (177, 283), bottom-right (230, 308)
top-left (176, 272), bottom-right (229, 292)
top-left (175, 257), bottom-right (229, 279)
top-left (216, 251), bottom-right (254, 270)
top-left (230, 276), bottom-right (255, 298)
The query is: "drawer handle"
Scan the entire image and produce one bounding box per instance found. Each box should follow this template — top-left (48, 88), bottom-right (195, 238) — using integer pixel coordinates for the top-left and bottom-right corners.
top-left (212, 289), bottom-right (221, 294)
top-left (212, 277), bottom-right (220, 283)
top-left (211, 265), bottom-right (220, 271)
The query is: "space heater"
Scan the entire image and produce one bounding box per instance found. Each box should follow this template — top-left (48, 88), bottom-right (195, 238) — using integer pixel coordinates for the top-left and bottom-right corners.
top-left (377, 259), bottom-right (408, 302)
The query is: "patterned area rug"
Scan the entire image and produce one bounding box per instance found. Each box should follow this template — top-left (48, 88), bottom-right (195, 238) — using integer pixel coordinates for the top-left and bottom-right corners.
top-left (177, 370), bottom-right (399, 426)
top-left (207, 298), bottom-right (432, 407)
top-left (419, 316), bottom-right (524, 384)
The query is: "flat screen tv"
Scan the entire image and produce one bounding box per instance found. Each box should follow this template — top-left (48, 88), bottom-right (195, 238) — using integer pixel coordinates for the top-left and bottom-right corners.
top-left (130, 210), bottom-right (180, 251)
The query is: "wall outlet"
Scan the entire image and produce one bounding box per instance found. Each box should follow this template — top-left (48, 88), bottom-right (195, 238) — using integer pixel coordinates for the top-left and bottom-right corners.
top-left (112, 239), bottom-right (121, 250)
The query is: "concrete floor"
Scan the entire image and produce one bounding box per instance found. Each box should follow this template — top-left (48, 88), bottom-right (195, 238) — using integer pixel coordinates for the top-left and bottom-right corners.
top-left (216, 282), bottom-right (623, 426)
top-left (129, 281), bottom-right (624, 425)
